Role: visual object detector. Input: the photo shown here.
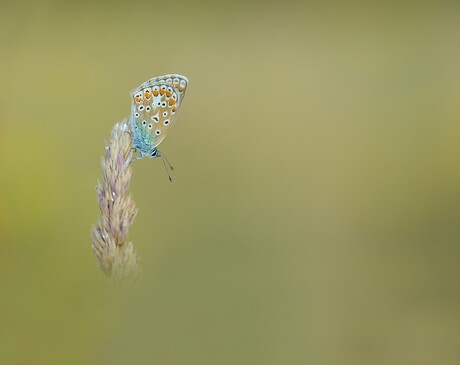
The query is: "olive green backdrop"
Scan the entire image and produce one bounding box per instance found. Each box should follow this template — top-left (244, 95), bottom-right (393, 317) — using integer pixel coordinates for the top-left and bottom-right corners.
top-left (1, 1), bottom-right (460, 364)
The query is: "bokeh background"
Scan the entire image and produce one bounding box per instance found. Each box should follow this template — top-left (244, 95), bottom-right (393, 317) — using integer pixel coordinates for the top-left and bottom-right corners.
top-left (1, 0), bottom-right (460, 364)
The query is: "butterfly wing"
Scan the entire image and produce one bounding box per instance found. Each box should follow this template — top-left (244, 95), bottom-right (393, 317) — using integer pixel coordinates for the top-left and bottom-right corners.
top-left (131, 74), bottom-right (188, 152)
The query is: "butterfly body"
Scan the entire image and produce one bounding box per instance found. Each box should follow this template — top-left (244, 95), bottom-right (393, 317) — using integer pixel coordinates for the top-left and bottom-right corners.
top-left (130, 74), bottom-right (188, 160)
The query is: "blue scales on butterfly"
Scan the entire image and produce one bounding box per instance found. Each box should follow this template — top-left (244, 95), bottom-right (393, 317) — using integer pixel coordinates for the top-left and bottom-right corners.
top-left (129, 74), bottom-right (188, 181)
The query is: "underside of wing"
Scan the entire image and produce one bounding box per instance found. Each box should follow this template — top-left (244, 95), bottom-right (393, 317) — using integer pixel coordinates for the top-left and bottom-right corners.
top-left (130, 74), bottom-right (188, 149)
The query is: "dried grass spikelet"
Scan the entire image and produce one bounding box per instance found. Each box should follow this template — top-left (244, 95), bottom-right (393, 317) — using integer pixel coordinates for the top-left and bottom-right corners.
top-left (91, 121), bottom-right (140, 282)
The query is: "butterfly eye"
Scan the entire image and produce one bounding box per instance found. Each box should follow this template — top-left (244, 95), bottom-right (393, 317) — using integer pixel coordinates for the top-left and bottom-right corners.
top-left (148, 124), bottom-right (152, 129)
top-left (155, 130), bottom-right (161, 135)
top-left (164, 120), bottom-right (169, 125)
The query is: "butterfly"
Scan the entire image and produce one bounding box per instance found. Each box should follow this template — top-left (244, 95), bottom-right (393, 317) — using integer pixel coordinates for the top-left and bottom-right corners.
top-left (129, 74), bottom-right (188, 181)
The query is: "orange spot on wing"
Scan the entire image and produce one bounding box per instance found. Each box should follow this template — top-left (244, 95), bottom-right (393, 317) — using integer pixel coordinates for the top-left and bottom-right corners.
top-left (179, 86), bottom-right (185, 92)
top-left (134, 96), bottom-right (142, 102)
top-left (172, 106), bottom-right (177, 112)
top-left (160, 89), bottom-right (165, 95)
top-left (144, 91), bottom-right (151, 99)
top-left (166, 90), bottom-right (172, 97)
top-left (153, 89), bottom-right (159, 96)
top-left (169, 98), bottom-right (175, 106)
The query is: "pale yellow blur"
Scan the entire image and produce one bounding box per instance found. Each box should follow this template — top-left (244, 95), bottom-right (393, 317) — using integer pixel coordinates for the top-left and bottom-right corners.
top-left (1, 1), bottom-right (460, 364)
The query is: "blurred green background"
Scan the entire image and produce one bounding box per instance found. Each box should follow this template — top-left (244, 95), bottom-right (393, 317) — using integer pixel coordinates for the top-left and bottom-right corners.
top-left (1, 0), bottom-right (460, 364)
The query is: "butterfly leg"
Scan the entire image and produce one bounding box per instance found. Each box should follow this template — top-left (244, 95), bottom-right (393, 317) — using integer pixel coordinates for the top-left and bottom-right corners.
top-left (129, 147), bottom-right (141, 164)
top-left (130, 155), bottom-right (142, 163)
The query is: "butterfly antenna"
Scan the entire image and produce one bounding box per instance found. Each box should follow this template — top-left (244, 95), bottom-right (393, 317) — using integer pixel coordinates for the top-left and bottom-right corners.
top-left (158, 150), bottom-right (174, 171)
top-left (158, 152), bottom-right (173, 182)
